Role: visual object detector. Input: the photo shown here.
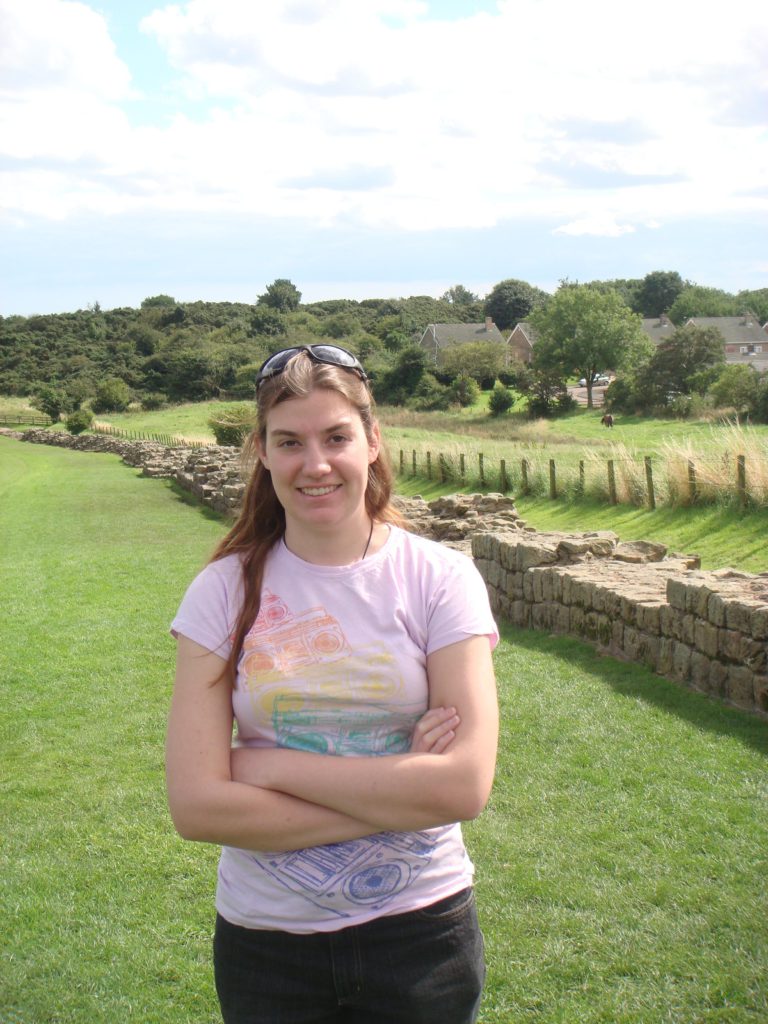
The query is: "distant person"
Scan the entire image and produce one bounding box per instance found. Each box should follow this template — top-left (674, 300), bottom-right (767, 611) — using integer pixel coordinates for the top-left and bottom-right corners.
top-left (166, 343), bottom-right (499, 1023)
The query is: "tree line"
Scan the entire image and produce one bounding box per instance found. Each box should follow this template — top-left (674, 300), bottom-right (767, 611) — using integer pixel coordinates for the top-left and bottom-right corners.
top-left (1, 272), bottom-right (767, 423)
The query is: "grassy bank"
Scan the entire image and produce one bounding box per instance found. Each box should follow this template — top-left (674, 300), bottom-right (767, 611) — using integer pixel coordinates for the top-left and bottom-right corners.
top-left (1, 435), bottom-right (767, 1023)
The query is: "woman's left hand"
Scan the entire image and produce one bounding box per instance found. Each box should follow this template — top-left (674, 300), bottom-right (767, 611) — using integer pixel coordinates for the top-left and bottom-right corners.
top-left (410, 706), bottom-right (460, 754)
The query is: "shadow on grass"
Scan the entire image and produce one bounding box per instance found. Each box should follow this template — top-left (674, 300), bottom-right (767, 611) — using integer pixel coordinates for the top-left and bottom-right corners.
top-left (165, 479), bottom-right (231, 523)
top-left (498, 622), bottom-right (768, 756)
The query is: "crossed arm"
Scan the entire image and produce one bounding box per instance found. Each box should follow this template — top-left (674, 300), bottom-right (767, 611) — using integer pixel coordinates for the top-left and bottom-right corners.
top-left (166, 633), bottom-right (498, 852)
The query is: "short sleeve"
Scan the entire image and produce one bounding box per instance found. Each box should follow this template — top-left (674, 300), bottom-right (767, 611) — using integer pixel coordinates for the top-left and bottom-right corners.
top-left (170, 557), bottom-right (242, 660)
top-left (425, 553), bottom-right (499, 656)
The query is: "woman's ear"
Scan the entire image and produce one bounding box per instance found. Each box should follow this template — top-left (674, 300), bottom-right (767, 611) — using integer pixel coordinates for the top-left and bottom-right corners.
top-left (368, 421), bottom-right (381, 464)
top-left (256, 437), bottom-right (270, 470)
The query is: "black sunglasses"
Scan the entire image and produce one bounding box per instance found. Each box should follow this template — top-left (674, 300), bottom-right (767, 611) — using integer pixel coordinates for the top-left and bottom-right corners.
top-left (255, 344), bottom-right (368, 390)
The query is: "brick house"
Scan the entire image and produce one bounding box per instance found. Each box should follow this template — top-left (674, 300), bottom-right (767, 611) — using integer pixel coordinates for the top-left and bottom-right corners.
top-left (685, 313), bottom-right (768, 370)
top-left (506, 321), bottom-right (537, 364)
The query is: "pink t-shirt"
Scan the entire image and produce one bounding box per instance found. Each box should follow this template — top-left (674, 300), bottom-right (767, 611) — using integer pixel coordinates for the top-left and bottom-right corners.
top-left (172, 525), bottom-right (498, 934)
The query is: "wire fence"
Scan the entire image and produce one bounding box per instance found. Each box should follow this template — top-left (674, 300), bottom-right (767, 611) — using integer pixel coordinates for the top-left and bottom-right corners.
top-left (90, 422), bottom-right (209, 448)
top-left (395, 446), bottom-right (766, 509)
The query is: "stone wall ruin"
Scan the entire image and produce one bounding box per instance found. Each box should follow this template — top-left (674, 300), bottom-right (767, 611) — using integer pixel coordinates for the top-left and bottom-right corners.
top-left (4, 427), bottom-right (766, 717)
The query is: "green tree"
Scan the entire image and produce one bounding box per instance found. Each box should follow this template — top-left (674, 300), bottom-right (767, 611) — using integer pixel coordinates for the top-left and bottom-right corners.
top-left (250, 306), bottom-right (287, 337)
top-left (373, 346), bottom-right (427, 405)
top-left (441, 284), bottom-right (478, 305)
top-left (751, 374), bottom-right (768, 423)
top-left (451, 373), bottom-right (481, 407)
top-left (31, 384), bottom-right (70, 423)
top-left (707, 364), bottom-right (759, 414)
top-left (488, 382), bottom-right (514, 416)
top-left (736, 291), bottom-right (768, 323)
top-left (258, 279), bottom-right (302, 312)
top-left (320, 312), bottom-right (362, 339)
top-left (518, 367), bottom-right (573, 418)
top-left (408, 373), bottom-right (454, 411)
top-left (668, 285), bottom-right (739, 324)
top-left (140, 294), bottom-right (177, 308)
top-left (648, 324), bottom-right (725, 399)
top-left (484, 278), bottom-right (549, 331)
top-left (439, 341), bottom-right (505, 388)
top-left (530, 285), bottom-right (650, 408)
top-left (636, 270), bottom-right (686, 317)
top-left (92, 376), bottom-right (131, 413)
top-left (584, 277), bottom-right (643, 310)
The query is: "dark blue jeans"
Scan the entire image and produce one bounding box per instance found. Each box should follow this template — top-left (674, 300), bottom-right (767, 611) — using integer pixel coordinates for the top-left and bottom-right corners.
top-left (213, 887), bottom-right (485, 1023)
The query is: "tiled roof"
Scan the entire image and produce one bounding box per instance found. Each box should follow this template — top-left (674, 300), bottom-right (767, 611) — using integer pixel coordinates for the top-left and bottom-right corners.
top-left (686, 315), bottom-right (766, 346)
top-left (641, 314), bottom-right (675, 344)
top-left (420, 322), bottom-right (506, 348)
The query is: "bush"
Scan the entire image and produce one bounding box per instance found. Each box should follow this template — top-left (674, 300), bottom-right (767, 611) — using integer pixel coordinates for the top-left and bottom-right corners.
top-left (141, 392), bottom-right (167, 411)
top-left (451, 373), bottom-right (481, 408)
top-left (208, 404), bottom-right (256, 446)
top-left (92, 377), bottom-right (131, 413)
top-left (407, 373), bottom-right (454, 411)
top-left (488, 382), bottom-right (514, 416)
top-left (65, 408), bottom-right (93, 435)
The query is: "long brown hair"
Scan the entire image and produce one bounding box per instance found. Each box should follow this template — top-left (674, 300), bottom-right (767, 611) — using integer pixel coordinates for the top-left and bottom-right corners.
top-left (209, 351), bottom-right (402, 685)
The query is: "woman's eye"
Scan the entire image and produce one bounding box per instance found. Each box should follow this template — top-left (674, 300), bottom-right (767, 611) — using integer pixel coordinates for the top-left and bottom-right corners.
top-left (329, 434), bottom-right (349, 444)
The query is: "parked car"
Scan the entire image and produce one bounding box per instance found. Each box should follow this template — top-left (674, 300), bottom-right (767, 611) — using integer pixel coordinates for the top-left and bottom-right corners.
top-left (578, 373), bottom-right (611, 387)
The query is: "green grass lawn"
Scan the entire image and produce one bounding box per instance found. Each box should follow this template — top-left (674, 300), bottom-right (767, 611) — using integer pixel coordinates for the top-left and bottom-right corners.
top-left (1, 435), bottom-right (767, 1023)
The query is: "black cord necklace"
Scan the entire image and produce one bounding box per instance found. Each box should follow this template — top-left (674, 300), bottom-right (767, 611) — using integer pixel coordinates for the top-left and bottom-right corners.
top-left (361, 518), bottom-right (374, 560)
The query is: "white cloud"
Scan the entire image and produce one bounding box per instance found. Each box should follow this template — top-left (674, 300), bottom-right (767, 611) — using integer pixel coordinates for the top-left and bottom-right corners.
top-left (1, 0), bottom-right (767, 235)
top-left (552, 217), bottom-right (636, 238)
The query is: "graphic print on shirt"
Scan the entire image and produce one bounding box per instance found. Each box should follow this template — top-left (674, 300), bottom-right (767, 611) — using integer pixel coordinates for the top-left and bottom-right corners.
top-left (238, 589), bottom-right (446, 917)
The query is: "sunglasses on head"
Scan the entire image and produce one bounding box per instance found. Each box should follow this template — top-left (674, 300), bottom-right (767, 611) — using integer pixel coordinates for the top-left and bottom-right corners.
top-left (255, 344), bottom-right (368, 390)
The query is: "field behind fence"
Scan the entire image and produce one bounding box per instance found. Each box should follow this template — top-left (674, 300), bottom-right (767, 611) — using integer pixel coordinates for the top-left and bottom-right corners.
top-left (395, 423), bottom-right (768, 509)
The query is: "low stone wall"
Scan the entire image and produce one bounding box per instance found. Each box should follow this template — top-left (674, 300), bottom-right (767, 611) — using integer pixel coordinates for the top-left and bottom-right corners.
top-left (472, 530), bottom-right (768, 717)
top-left (5, 427), bottom-right (766, 717)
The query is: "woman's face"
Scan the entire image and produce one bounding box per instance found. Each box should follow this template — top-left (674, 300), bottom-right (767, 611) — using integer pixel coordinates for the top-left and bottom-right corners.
top-left (257, 388), bottom-right (380, 541)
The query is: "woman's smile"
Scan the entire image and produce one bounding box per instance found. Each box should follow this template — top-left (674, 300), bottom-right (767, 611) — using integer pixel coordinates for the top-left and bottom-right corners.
top-left (298, 484), bottom-right (341, 496)
top-left (257, 388), bottom-right (380, 560)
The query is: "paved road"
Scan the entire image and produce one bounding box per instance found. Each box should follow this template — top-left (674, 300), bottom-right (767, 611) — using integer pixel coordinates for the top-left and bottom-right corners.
top-left (568, 384), bottom-right (608, 406)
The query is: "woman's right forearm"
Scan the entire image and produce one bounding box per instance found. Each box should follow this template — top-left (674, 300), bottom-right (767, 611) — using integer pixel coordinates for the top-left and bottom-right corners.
top-left (168, 777), bottom-right (379, 852)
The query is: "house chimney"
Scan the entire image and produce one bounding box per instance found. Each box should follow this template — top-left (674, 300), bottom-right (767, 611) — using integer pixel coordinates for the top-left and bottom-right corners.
top-left (485, 317), bottom-right (493, 332)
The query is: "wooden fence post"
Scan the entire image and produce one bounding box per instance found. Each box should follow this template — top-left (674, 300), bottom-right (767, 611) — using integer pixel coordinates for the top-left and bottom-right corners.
top-left (644, 456), bottom-right (656, 510)
top-left (578, 460), bottom-right (585, 495)
top-left (439, 454), bottom-right (447, 483)
top-left (549, 459), bottom-right (557, 499)
top-left (399, 449), bottom-right (404, 474)
top-left (688, 460), bottom-right (697, 504)
top-left (500, 459), bottom-right (508, 492)
top-left (607, 459), bottom-right (617, 504)
top-left (479, 453), bottom-right (485, 487)
top-left (426, 451), bottom-right (432, 480)
top-left (460, 453), bottom-right (465, 483)
top-left (737, 454), bottom-right (746, 508)
top-left (521, 458), bottom-right (529, 495)
top-left (412, 450), bottom-right (416, 476)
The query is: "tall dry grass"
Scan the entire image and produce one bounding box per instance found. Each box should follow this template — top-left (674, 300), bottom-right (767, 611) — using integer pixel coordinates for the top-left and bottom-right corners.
top-left (394, 422), bottom-right (768, 508)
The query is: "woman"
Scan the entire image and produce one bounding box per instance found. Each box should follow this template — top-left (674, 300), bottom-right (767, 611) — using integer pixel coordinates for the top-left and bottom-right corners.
top-left (167, 343), bottom-right (499, 1023)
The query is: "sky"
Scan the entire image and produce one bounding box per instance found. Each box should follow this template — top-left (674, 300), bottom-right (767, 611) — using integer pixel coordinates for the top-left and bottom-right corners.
top-left (1, 0), bottom-right (766, 316)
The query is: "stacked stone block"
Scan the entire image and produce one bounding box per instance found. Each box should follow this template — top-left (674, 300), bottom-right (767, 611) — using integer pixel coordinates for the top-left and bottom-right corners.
top-left (473, 530), bottom-right (768, 717)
